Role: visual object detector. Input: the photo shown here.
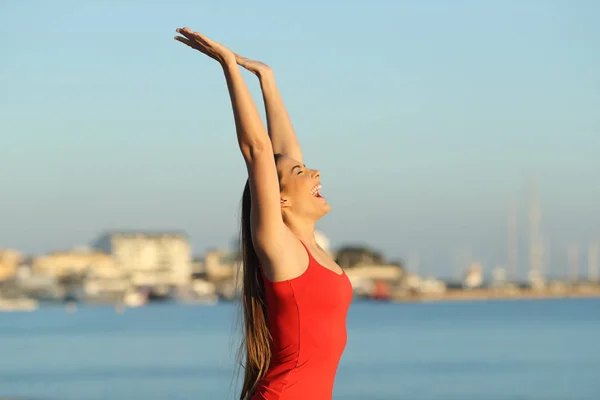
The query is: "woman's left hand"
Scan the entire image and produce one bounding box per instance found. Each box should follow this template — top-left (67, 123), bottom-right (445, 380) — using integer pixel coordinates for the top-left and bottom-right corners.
top-left (174, 27), bottom-right (236, 65)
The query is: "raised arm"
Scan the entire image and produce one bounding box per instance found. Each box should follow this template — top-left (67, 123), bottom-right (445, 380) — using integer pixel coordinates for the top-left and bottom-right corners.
top-left (174, 28), bottom-right (290, 258)
top-left (235, 55), bottom-right (303, 164)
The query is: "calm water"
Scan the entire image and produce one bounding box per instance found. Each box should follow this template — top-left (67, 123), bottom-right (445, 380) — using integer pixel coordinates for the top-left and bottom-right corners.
top-left (1, 299), bottom-right (599, 400)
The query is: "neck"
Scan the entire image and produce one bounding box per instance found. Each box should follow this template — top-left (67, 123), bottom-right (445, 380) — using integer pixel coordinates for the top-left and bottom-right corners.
top-left (283, 214), bottom-right (317, 246)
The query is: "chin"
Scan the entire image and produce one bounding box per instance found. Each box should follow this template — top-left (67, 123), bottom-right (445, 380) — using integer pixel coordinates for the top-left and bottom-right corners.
top-left (316, 200), bottom-right (331, 219)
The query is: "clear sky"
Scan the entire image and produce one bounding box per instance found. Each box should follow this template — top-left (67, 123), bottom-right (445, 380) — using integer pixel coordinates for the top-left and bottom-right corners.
top-left (1, 0), bottom-right (599, 278)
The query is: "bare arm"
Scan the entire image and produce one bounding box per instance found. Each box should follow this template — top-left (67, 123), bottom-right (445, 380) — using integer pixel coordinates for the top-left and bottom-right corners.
top-left (222, 62), bottom-right (291, 257)
top-left (174, 28), bottom-right (292, 261)
top-left (236, 55), bottom-right (303, 163)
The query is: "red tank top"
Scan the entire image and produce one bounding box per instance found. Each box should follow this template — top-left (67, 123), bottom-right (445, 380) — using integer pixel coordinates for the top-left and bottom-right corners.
top-left (251, 242), bottom-right (353, 399)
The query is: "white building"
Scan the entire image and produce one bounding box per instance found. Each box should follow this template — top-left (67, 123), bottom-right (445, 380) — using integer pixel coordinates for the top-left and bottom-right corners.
top-left (93, 231), bottom-right (191, 288)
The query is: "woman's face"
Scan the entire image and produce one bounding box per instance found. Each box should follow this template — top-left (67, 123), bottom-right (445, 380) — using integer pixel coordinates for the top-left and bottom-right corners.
top-left (276, 155), bottom-right (331, 220)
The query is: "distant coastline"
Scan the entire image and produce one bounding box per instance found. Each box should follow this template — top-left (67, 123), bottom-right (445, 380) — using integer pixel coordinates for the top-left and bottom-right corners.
top-left (392, 286), bottom-right (600, 303)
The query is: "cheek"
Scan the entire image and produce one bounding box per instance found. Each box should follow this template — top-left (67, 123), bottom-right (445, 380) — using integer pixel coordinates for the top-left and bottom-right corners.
top-left (300, 179), bottom-right (314, 197)
top-left (290, 185), bottom-right (307, 199)
top-left (285, 180), bottom-right (310, 201)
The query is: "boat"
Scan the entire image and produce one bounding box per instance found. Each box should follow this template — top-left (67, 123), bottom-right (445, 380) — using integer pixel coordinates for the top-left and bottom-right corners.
top-left (122, 288), bottom-right (148, 308)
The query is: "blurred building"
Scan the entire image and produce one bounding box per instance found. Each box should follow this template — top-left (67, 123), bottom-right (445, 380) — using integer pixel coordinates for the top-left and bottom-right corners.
top-left (94, 232), bottom-right (191, 287)
top-left (204, 249), bottom-right (237, 282)
top-left (401, 273), bottom-right (447, 294)
top-left (190, 257), bottom-right (206, 277)
top-left (335, 245), bottom-right (385, 268)
top-left (0, 249), bottom-right (22, 281)
top-left (31, 247), bottom-right (126, 301)
top-left (344, 264), bottom-right (403, 284)
top-left (93, 231), bottom-right (191, 288)
top-left (345, 264), bottom-right (405, 298)
top-left (32, 247), bottom-right (115, 278)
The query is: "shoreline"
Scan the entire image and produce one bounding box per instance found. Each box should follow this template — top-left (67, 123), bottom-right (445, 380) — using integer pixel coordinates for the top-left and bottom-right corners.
top-left (392, 287), bottom-right (600, 304)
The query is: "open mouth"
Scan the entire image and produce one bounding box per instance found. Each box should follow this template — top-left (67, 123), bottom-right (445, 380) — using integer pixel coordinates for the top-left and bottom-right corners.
top-left (310, 184), bottom-right (324, 198)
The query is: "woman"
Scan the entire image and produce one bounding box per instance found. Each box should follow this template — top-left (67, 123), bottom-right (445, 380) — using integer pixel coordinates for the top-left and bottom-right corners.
top-left (175, 27), bottom-right (353, 400)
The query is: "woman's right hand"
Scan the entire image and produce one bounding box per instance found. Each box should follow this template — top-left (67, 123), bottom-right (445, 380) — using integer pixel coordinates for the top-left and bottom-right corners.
top-left (174, 27), bottom-right (235, 65)
top-left (235, 54), bottom-right (272, 77)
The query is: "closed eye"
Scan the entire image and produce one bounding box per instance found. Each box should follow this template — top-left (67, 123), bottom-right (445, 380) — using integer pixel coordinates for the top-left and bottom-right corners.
top-left (291, 164), bottom-right (305, 175)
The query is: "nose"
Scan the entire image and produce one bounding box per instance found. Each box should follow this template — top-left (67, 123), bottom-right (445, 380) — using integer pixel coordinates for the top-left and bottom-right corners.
top-left (311, 169), bottom-right (320, 179)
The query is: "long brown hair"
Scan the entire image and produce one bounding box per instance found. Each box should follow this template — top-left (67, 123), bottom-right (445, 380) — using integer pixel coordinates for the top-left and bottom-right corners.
top-left (237, 178), bottom-right (272, 399)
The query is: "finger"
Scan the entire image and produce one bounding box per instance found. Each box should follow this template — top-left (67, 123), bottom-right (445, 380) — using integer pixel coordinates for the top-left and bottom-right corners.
top-left (175, 27), bottom-right (196, 40)
top-left (174, 34), bottom-right (201, 50)
top-left (177, 28), bottom-right (215, 53)
top-left (174, 35), bottom-right (217, 60)
top-left (174, 35), bottom-right (193, 46)
top-left (176, 27), bottom-right (192, 35)
top-left (186, 29), bottom-right (213, 47)
top-left (174, 35), bottom-right (202, 52)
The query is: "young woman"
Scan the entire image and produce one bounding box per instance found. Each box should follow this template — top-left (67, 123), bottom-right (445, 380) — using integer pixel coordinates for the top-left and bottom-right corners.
top-left (175, 27), bottom-right (353, 400)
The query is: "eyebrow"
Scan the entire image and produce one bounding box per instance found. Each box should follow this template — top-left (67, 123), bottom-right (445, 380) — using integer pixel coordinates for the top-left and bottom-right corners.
top-left (291, 164), bottom-right (305, 173)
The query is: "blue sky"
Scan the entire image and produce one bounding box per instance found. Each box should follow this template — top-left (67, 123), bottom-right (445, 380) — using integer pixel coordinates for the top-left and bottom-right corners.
top-left (1, 0), bottom-right (599, 278)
